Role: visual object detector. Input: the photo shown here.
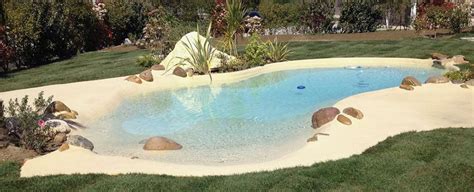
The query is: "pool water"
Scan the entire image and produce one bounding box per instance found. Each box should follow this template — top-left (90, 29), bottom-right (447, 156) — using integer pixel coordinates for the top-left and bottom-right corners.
top-left (83, 67), bottom-right (442, 165)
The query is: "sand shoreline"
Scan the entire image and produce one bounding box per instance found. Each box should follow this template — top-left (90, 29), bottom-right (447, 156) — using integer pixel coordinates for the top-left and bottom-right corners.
top-left (1, 58), bottom-right (472, 177)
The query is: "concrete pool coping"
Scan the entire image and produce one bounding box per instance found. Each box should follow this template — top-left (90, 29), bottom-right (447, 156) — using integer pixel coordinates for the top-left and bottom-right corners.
top-left (0, 58), bottom-right (472, 177)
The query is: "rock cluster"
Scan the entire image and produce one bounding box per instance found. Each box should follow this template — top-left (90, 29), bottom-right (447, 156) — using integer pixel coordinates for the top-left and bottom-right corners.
top-left (431, 53), bottom-right (469, 71)
top-left (308, 107), bottom-right (364, 142)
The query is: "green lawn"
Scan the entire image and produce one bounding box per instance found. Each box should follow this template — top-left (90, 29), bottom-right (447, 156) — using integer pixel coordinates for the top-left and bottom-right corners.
top-left (1, 35), bottom-right (474, 92)
top-left (0, 128), bottom-right (473, 191)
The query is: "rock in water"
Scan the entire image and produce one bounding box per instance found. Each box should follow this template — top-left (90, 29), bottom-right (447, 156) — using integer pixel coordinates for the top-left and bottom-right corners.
top-left (399, 84), bottom-right (414, 91)
top-left (401, 76), bottom-right (421, 86)
top-left (139, 69), bottom-right (154, 82)
top-left (337, 115), bottom-right (352, 125)
top-left (343, 107), bottom-right (364, 119)
top-left (173, 66), bottom-right (187, 78)
top-left (425, 75), bottom-right (450, 84)
top-left (125, 75), bottom-right (142, 84)
top-left (311, 107), bottom-right (340, 129)
top-left (67, 135), bottom-right (94, 151)
top-left (143, 136), bottom-right (182, 151)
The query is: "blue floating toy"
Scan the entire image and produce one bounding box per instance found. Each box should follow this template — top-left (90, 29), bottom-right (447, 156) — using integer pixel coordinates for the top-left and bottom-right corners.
top-left (297, 85), bottom-right (306, 89)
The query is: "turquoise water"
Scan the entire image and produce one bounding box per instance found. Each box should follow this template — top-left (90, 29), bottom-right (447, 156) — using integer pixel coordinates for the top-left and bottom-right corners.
top-left (84, 67), bottom-right (442, 165)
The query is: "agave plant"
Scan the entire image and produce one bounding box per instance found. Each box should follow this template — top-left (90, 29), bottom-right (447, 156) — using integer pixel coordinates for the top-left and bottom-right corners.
top-left (179, 23), bottom-right (216, 82)
top-left (266, 39), bottom-right (291, 63)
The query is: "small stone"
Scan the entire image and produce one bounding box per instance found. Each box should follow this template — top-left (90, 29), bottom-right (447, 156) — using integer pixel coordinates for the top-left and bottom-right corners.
top-left (139, 69), bottom-right (154, 82)
top-left (151, 64), bottom-right (165, 70)
top-left (399, 84), bottom-right (414, 91)
top-left (431, 53), bottom-right (449, 60)
top-left (131, 156), bottom-right (139, 159)
top-left (58, 143), bottom-right (69, 152)
top-left (125, 75), bottom-right (142, 84)
top-left (67, 135), bottom-right (94, 151)
top-left (306, 135), bottom-right (318, 142)
top-left (466, 79), bottom-right (474, 86)
top-left (337, 115), bottom-right (352, 125)
top-left (401, 76), bottom-right (421, 86)
top-left (460, 84), bottom-right (469, 89)
top-left (451, 79), bottom-right (465, 84)
top-left (343, 107), bottom-right (364, 120)
top-left (53, 133), bottom-right (67, 144)
top-left (425, 75), bottom-right (449, 84)
top-left (311, 107), bottom-right (340, 129)
top-left (173, 67), bottom-right (187, 78)
top-left (46, 119), bottom-right (71, 133)
top-left (44, 101), bottom-right (72, 114)
top-left (186, 68), bottom-right (194, 77)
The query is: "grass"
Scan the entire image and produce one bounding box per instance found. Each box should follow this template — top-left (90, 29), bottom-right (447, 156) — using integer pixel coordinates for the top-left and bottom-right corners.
top-left (0, 128), bottom-right (473, 191)
top-left (0, 49), bottom-right (149, 92)
top-left (1, 34), bottom-right (474, 92)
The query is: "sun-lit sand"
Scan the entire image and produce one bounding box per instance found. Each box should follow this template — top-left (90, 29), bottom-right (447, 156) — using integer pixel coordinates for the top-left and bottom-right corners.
top-left (1, 58), bottom-right (472, 177)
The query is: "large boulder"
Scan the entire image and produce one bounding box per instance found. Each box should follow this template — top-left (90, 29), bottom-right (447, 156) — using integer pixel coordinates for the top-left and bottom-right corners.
top-left (159, 32), bottom-right (234, 71)
top-left (143, 136), bottom-right (182, 151)
top-left (432, 59), bottom-right (460, 71)
top-left (173, 66), bottom-right (187, 78)
top-left (139, 69), bottom-right (154, 82)
top-left (66, 135), bottom-right (94, 151)
top-left (401, 76), bottom-right (421, 86)
top-left (451, 55), bottom-right (469, 64)
top-left (425, 75), bottom-right (449, 84)
top-left (311, 107), bottom-right (340, 129)
top-left (343, 107), bottom-right (364, 119)
top-left (125, 75), bottom-right (142, 84)
top-left (431, 53), bottom-right (449, 60)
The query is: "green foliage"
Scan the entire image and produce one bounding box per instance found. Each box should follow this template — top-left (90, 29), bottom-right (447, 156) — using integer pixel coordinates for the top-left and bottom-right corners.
top-left (136, 54), bottom-right (160, 68)
top-left (6, 92), bottom-right (54, 153)
top-left (301, 1), bottom-right (334, 34)
top-left (266, 39), bottom-right (291, 63)
top-left (244, 33), bottom-right (267, 67)
top-left (178, 24), bottom-right (216, 81)
top-left (447, 6), bottom-right (470, 33)
top-left (258, 0), bottom-right (302, 33)
top-left (223, 0), bottom-right (245, 56)
top-left (444, 69), bottom-right (473, 82)
top-left (137, 6), bottom-right (173, 56)
top-left (106, 0), bottom-right (149, 45)
top-left (339, 2), bottom-right (383, 33)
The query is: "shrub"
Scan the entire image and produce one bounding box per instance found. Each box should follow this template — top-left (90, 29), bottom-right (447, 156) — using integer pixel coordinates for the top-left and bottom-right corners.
top-left (244, 33), bottom-right (267, 67)
top-left (178, 24), bottom-right (216, 81)
top-left (6, 92), bottom-right (54, 153)
top-left (223, 0), bottom-right (245, 56)
top-left (447, 5), bottom-right (470, 33)
top-left (258, 1), bottom-right (303, 34)
top-left (444, 69), bottom-right (474, 82)
top-left (211, 1), bottom-right (227, 37)
top-left (106, 0), bottom-right (149, 45)
top-left (136, 54), bottom-right (161, 68)
top-left (339, 2), bottom-right (383, 33)
top-left (266, 39), bottom-right (291, 63)
top-left (301, 1), bottom-right (334, 33)
top-left (137, 6), bottom-right (172, 57)
top-left (0, 25), bottom-right (14, 72)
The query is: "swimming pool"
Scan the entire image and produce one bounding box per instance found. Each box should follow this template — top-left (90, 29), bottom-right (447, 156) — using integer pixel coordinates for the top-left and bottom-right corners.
top-left (82, 66), bottom-right (442, 165)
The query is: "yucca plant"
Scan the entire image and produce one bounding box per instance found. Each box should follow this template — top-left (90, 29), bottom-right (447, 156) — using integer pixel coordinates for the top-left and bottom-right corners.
top-left (266, 39), bottom-right (291, 63)
top-left (179, 23), bottom-right (216, 82)
top-left (223, 0), bottom-right (245, 56)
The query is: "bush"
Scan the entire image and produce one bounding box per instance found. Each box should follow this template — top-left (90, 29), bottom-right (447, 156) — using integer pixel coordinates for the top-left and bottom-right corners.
top-left (444, 69), bottom-right (474, 82)
top-left (339, 2), bottom-right (383, 33)
top-left (137, 6), bottom-right (172, 57)
top-left (6, 92), bottom-right (54, 153)
top-left (447, 5), bottom-right (470, 33)
top-left (136, 54), bottom-right (161, 68)
top-left (258, 1), bottom-right (303, 34)
top-left (266, 39), bottom-right (291, 63)
top-left (244, 33), bottom-right (267, 67)
top-left (0, 25), bottom-right (14, 72)
top-left (211, 1), bottom-right (227, 37)
top-left (301, 1), bottom-right (334, 33)
top-left (106, 0), bottom-right (149, 45)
